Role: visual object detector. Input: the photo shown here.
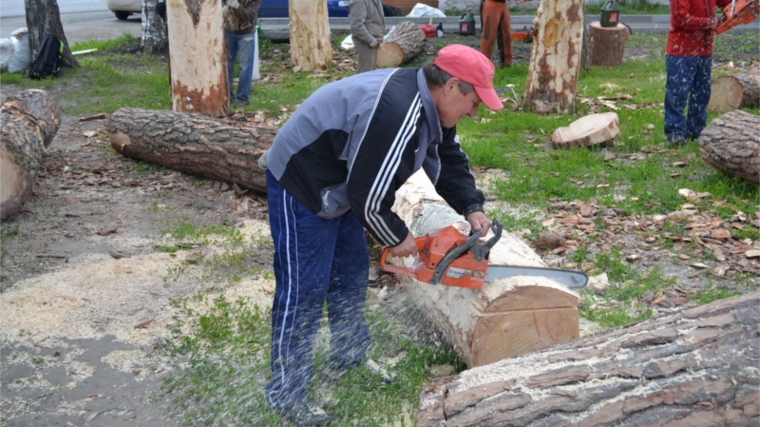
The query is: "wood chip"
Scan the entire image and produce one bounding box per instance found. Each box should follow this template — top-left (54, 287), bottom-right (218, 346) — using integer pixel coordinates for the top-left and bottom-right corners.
top-left (134, 319), bottom-right (155, 329)
top-left (97, 228), bottom-right (117, 236)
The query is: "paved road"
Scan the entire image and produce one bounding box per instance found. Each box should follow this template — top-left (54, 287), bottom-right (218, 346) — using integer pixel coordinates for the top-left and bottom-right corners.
top-left (1, 11), bottom-right (143, 43)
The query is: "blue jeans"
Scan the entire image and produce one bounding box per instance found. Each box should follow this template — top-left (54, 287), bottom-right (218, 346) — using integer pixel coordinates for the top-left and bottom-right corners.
top-left (224, 28), bottom-right (256, 104)
top-left (664, 54), bottom-right (712, 141)
top-left (264, 171), bottom-right (371, 410)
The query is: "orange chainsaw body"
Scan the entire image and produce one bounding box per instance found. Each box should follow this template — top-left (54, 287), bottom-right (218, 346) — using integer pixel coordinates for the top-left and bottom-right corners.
top-left (379, 225), bottom-right (491, 290)
top-left (715, 0), bottom-right (759, 34)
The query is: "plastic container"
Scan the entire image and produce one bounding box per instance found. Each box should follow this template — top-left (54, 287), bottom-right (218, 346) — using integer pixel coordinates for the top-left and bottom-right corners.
top-left (600, 0), bottom-right (620, 28)
top-left (459, 12), bottom-right (476, 36)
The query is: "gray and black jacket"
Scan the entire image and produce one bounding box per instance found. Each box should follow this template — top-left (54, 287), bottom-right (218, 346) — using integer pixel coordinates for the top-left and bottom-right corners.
top-left (264, 67), bottom-right (485, 248)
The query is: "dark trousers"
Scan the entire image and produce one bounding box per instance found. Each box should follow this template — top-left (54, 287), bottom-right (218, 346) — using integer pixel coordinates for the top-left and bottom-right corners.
top-left (664, 54), bottom-right (712, 140)
top-left (264, 171), bottom-right (371, 410)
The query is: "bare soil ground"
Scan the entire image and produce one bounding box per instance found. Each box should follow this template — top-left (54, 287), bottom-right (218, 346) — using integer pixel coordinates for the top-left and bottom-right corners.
top-left (1, 31), bottom-right (758, 427)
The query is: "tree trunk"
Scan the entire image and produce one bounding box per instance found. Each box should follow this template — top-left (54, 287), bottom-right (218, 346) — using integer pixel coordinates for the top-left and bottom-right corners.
top-left (106, 108), bottom-right (274, 192)
top-left (417, 291), bottom-right (760, 427)
top-left (289, 0), bottom-right (332, 71)
top-left (376, 21), bottom-right (427, 68)
top-left (708, 66), bottom-right (760, 113)
top-left (550, 112), bottom-right (620, 148)
top-left (24, 0), bottom-right (78, 70)
top-left (522, 0), bottom-right (584, 114)
top-left (587, 21), bottom-right (627, 67)
top-left (166, 0), bottom-right (228, 117)
top-left (1, 89), bottom-right (61, 220)
top-left (390, 171), bottom-right (582, 368)
top-left (141, 0), bottom-right (169, 55)
top-left (699, 109), bottom-right (760, 185)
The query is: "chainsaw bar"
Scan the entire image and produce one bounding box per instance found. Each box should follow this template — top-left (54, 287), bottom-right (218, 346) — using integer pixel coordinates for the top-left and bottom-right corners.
top-left (485, 265), bottom-right (588, 289)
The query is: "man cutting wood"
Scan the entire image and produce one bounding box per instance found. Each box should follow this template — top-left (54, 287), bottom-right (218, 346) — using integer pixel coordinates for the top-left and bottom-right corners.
top-left (257, 44), bottom-right (503, 426)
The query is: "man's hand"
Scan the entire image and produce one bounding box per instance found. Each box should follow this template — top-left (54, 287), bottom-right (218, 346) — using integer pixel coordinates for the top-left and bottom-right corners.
top-left (370, 39), bottom-right (380, 48)
top-left (228, 0), bottom-right (240, 8)
top-left (466, 211), bottom-right (491, 235)
top-left (388, 232), bottom-right (418, 258)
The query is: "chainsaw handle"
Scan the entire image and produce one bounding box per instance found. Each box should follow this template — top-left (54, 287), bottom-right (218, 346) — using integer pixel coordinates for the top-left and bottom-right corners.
top-left (379, 236), bottom-right (427, 277)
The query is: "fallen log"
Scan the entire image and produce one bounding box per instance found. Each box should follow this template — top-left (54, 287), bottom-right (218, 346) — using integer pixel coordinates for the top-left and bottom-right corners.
top-left (1, 89), bottom-right (61, 220)
top-left (707, 65), bottom-right (760, 113)
top-left (376, 21), bottom-right (427, 68)
top-left (699, 109), bottom-right (760, 185)
top-left (106, 107), bottom-right (275, 193)
top-left (390, 171), bottom-right (582, 368)
top-left (417, 291), bottom-right (760, 427)
top-left (550, 112), bottom-right (620, 148)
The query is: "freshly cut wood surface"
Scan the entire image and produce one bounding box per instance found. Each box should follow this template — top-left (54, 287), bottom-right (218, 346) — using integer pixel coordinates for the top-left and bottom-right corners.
top-left (1, 89), bottom-right (61, 220)
top-left (390, 171), bottom-right (581, 368)
top-left (708, 66), bottom-right (760, 112)
top-left (376, 21), bottom-right (427, 68)
top-left (417, 291), bottom-right (760, 427)
top-left (106, 108), bottom-right (275, 193)
top-left (551, 112), bottom-right (620, 148)
top-left (699, 109), bottom-right (760, 184)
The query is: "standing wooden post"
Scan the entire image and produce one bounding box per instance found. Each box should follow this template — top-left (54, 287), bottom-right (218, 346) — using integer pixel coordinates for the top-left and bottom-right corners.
top-left (522, 0), bottom-right (585, 114)
top-left (587, 21), bottom-right (627, 67)
top-left (167, 0), bottom-right (229, 117)
top-left (289, 0), bottom-right (333, 71)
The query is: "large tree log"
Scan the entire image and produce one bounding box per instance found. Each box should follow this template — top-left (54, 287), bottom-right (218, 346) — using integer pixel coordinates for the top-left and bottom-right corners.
top-left (699, 109), bottom-right (760, 185)
top-left (1, 89), bottom-right (60, 220)
top-left (166, 0), bottom-right (228, 117)
top-left (106, 108), bottom-right (274, 192)
top-left (376, 21), bottom-right (427, 69)
top-left (417, 291), bottom-right (760, 427)
top-left (586, 21), bottom-right (627, 67)
top-left (708, 66), bottom-right (760, 113)
top-left (390, 171), bottom-right (582, 368)
top-left (523, 0), bottom-right (584, 114)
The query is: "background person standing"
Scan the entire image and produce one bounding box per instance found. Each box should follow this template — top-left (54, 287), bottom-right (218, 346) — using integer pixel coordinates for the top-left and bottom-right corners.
top-left (349, 0), bottom-right (385, 73)
top-left (480, 0), bottom-right (512, 67)
top-left (223, 0), bottom-right (261, 106)
top-left (664, 0), bottom-right (730, 145)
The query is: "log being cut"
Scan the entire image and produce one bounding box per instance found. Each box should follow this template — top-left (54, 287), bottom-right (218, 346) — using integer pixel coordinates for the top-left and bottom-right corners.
top-left (390, 171), bottom-right (582, 368)
top-left (106, 107), bottom-right (275, 193)
top-left (1, 89), bottom-right (61, 220)
top-left (417, 291), bottom-right (760, 427)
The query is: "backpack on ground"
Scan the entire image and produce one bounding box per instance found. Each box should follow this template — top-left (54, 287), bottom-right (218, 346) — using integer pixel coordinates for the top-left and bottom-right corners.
top-left (29, 34), bottom-right (64, 79)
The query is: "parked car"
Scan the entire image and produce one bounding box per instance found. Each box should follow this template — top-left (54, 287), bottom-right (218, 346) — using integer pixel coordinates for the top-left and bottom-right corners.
top-left (106, 0), bottom-right (351, 21)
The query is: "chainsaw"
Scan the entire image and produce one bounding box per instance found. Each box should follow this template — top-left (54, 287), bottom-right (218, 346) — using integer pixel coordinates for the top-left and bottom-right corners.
top-left (715, 0), bottom-right (759, 34)
top-left (379, 219), bottom-right (588, 290)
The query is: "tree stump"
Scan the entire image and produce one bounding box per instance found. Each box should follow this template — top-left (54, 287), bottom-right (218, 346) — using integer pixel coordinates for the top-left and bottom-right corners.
top-left (522, 0), bottom-right (585, 113)
top-left (587, 21), bottom-right (627, 67)
top-left (707, 66), bottom-right (760, 113)
top-left (417, 291), bottom-right (760, 427)
top-left (390, 171), bottom-right (582, 368)
top-left (699, 109), bottom-right (760, 185)
top-left (1, 89), bottom-right (60, 220)
top-left (376, 21), bottom-right (427, 68)
top-left (106, 108), bottom-right (275, 192)
top-left (550, 112), bottom-right (620, 148)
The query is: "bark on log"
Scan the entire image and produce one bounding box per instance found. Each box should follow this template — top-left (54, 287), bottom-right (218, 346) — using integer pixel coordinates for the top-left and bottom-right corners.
top-left (550, 112), bottom-right (620, 148)
top-left (417, 291), bottom-right (760, 427)
top-left (106, 108), bottom-right (274, 192)
top-left (699, 109), bottom-right (760, 185)
top-left (376, 21), bottom-right (427, 68)
top-left (390, 171), bottom-right (582, 368)
top-left (523, 0), bottom-right (584, 114)
top-left (708, 66), bottom-right (760, 113)
top-left (1, 89), bottom-right (60, 220)
top-left (587, 21), bottom-right (627, 67)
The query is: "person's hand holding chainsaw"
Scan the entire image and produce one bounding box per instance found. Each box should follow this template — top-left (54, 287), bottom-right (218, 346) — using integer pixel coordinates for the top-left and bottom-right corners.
top-left (466, 211), bottom-right (491, 236)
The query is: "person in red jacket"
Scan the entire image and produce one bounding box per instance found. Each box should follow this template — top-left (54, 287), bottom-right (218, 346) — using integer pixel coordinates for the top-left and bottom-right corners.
top-left (664, 0), bottom-right (730, 145)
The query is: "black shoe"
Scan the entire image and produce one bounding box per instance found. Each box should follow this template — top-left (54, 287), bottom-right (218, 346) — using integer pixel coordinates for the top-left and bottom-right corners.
top-left (667, 135), bottom-right (687, 146)
top-left (280, 400), bottom-right (331, 426)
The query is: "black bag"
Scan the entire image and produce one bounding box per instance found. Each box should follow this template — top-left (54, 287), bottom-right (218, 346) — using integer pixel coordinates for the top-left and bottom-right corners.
top-left (29, 34), bottom-right (64, 80)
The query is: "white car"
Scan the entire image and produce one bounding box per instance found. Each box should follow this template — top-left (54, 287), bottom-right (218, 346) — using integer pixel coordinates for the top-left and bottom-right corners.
top-left (107, 0), bottom-right (142, 20)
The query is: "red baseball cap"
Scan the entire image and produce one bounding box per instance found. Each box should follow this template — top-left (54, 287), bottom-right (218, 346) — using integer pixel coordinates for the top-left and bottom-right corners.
top-left (433, 44), bottom-right (503, 111)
